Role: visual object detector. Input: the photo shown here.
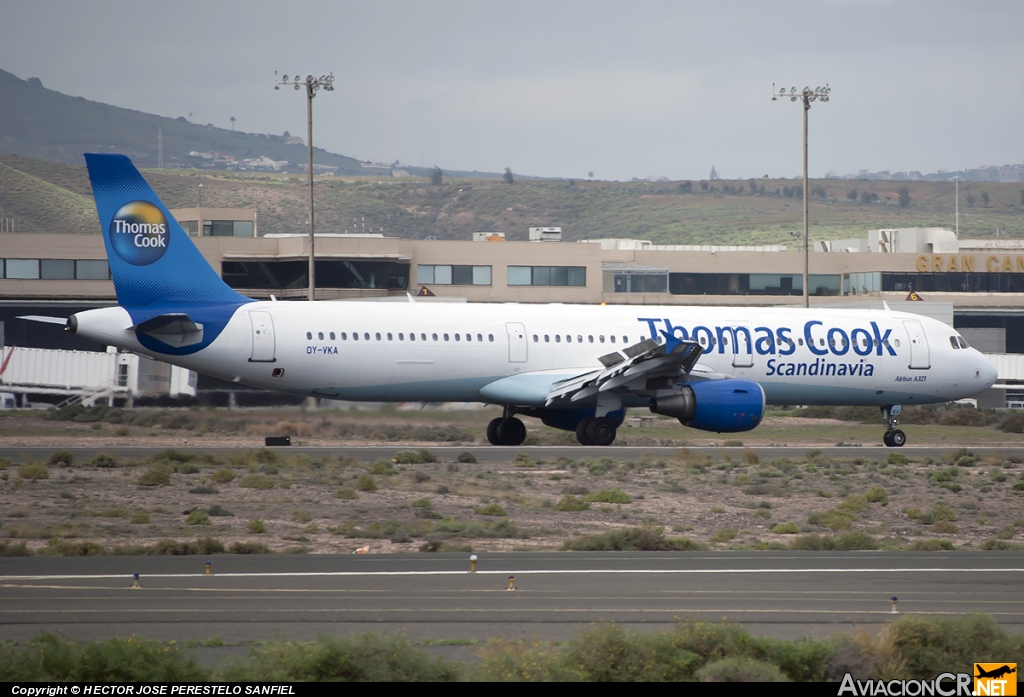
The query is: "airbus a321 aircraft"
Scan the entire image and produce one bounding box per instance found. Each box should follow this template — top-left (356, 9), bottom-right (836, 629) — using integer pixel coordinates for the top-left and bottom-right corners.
top-left (26, 154), bottom-right (999, 448)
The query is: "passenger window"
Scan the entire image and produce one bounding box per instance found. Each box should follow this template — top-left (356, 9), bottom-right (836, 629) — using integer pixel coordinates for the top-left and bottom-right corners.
top-left (533, 335), bottom-right (538, 342)
top-left (894, 339), bottom-right (900, 347)
top-left (422, 334), bottom-right (427, 341)
top-left (398, 333), bottom-right (404, 341)
top-left (588, 336), bottom-right (594, 343)
top-left (819, 338), bottom-right (824, 346)
top-left (387, 333), bottom-right (393, 341)
top-left (623, 336), bottom-right (628, 343)
top-left (545, 335), bottom-right (550, 343)
top-left (455, 334), bottom-right (461, 341)
top-left (565, 335), bottom-right (571, 343)
top-left (375, 333), bottom-right (381, 341)
top-left (330, 332), bottom-right (335, 340)
top-left (610, 336), bottom-right (616, 343)
top-left (353, 333), bottom-right (359, 341)
top-left (364, 333), bottom-right (370, 341)
top-left (599, 336), bottom-right (605, 343)
top-left (433, 333), bottom-right (438, 341)
top-left (556, 335), bottom-right (561, 343)
top-left (318, 332), bottom-right (324, 340)
top-left (699, 337), bottom-right (706, 345)
top-left (409, 333), bottom-right (414, 342)
top-left (306, 332), bottom-right (312, 340)
top-left (341, 332), bottom-right (347, 340)
top-left (466, 333), bottom-right (471, 342)
top-left (488, 334), bottom-right (494, 342)
top-left (723, 336), bottom-right (729, 346)
top-left (477, 334), bottom-right (483, 342)
top-left (798, 338), bottom-right (803, 346)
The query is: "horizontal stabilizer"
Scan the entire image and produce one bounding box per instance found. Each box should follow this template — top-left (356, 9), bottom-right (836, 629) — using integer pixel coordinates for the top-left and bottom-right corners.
top-left (17, 315), bottom-right (68, 326)
top-left (130, 313), bottom-right (204, 348)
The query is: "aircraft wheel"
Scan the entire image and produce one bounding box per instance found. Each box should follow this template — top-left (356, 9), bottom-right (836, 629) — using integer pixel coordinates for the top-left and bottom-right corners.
top-left (890, 429), bottom-right (906, 447)
top-left (587, 417), bottom-right (617, 446)
top-left (495, 417), bottom-right (526, 446)
top-left (486, 418), bottom-right (502, 445)
top-left (576, 418), bottom-right (594, 445)
top-left (882, 431), bottom-right (894, 447)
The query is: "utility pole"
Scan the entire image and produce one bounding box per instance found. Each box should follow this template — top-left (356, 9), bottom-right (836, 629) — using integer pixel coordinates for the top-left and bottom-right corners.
top-left (773, 84), bottom-right (831, 308)
top-left (275, 72), bottom-right (335, 301)
top-left (953, 174), bottom-right (960, 237)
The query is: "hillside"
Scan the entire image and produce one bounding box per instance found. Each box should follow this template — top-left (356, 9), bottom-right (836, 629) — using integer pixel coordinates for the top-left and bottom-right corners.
top-left (0, 68), bottom-right (368, 173)
top-left (2, 154), bottom-right (1023, 242)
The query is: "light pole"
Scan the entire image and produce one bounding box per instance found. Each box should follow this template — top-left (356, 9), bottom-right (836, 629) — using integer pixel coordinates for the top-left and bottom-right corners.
top-left (275, 72), bottom-right (335, 301)
top-left (773, 84), bottom-right (831, 308)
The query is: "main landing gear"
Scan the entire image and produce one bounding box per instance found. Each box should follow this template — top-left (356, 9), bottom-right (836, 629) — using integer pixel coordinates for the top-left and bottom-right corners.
top-left (486, 407), bottom-right (527, 446)
top-left (881, 405), bottom-right (906, 448)
top-left (575, 417), bottom-right (617, 446)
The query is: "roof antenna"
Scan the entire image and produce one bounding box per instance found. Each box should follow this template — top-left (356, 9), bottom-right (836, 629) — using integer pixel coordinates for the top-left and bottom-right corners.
top-left (882, 300), bottom-right (891, 312)
top-left (406, 292), bottom-right (416, 303)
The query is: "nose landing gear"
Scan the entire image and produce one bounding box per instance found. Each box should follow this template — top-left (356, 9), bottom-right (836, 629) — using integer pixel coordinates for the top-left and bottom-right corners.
top-left (881, 405), bottom-right (906, 447)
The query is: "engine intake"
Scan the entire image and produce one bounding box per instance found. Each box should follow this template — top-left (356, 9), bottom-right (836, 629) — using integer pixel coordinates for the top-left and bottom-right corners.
top-left (650, 380), bottom-right (765, 433)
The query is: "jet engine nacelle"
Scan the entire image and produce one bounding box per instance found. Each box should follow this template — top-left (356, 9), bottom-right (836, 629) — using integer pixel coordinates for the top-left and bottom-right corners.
top-left (649, 379), bottom-right (765, 433)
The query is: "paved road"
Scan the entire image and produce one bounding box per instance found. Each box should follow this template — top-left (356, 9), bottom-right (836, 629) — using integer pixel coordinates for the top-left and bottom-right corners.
top-left (2, 552), bottom-right (1023, 643)
top-left (2, 445), bottom-right (1020, 463)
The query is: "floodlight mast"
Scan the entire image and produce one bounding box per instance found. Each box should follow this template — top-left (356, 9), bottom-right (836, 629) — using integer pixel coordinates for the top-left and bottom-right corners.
top-left (275, 72), bottom-right (335, 301)
top-left (773, 84), bottom-right (831, 308)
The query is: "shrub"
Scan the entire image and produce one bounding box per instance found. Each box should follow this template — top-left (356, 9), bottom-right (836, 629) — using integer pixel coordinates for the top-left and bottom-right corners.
top-left (149, 538), bottom-right (225, 556)
top-left (247, 519), bottom-right (267, 534)
top-left (514, 452), bottom-right (537, 468)
top-left (370, 460), bottom-right (398, 475)
top-left (332, 487), bottom-right (357, 499)
top-left (238, 474), bottom-right (275, 489)
top-left (207, 505), bottom-right (234, 517)
top-left (906, 539), bottom-right (956, 551)
top-left (696, 656), bottom-right (790, 682)
top-left (189, 485), bottom-right (218, 494)
top-left (210, 468), bottom-right (236, 483)
top-left (130, 512), bottom-right (150, 524)
top-left (562, 527), bottom-right (704, 552)
top-left (84, 453), bottom-right (118, 469)
top-left (137, 464), bottom-right (172, 486)
top-left (18, 463), bottom-right (49, 480)
top-left (832, 532), bottom-right (878, 551)
top-left (291, 510), bottom-right (312, 523)
top-left (886, 453), bottom-right (908, 465)
top-left (393, 450), bottom-right (437, 465)
top-left (585, 488), bottom-right (632, 504)
top-left (806, 508), bottom-right (857, 531)
top-left (222, 633), bottom-right (456, 681)
top-left (457, 452), bottom-right (477, 464)
top-left (741, 450), bottom-right (759, 464)
top-left (865, 486), bottom-right (889, 505)
top-left (0, 540), bottom-right (32, 556)
top-left (413, 471), bottom-right (431, 483)
top-left (185, 511), bottom-right (211, 526)
top-left (554, 495), bottom-right (590, 511)
top-left (47, 450), bottom-right (74, 467)
top-left (155, 449), bottom-right (195, 463)
top-left (230, 541), bottom-right (271, 554)
top-left (771, 522), bottom-right (800, 534)
top-left (475, 503), bottom-right (507, 517)
top-left (356, 475), bottom-right (378, 492)
top-left (710, 528), bottom-right (737, 544)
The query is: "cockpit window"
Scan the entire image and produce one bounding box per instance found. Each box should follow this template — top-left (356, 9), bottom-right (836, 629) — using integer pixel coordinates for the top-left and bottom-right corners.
top-left (958, 337), bottom-right (969, 349)
top-left (950, 336), bottom-right (960, 349)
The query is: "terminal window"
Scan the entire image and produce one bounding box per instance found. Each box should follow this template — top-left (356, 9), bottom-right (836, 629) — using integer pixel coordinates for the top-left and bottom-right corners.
top-left (508, 266), bottom-right (586, 287)
top-left (417, 265), bottom-right (491, 286)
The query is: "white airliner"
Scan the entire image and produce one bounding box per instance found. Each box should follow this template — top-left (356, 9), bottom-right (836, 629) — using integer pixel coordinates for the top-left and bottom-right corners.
top-left (25, 155), bottom-right (999, 447)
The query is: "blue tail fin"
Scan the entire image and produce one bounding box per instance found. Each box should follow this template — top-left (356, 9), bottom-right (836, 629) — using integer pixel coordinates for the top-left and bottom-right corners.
top-left (85, 153), bottom-right (250, 308)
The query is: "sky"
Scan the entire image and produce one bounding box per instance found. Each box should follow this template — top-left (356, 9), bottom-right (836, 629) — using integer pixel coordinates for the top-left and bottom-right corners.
top-left (1, 0), bottom-right (1022, 181)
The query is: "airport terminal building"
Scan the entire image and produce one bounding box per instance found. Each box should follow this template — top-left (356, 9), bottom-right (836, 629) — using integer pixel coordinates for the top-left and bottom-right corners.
top-left (2, 217), bottom-right (1023, 406)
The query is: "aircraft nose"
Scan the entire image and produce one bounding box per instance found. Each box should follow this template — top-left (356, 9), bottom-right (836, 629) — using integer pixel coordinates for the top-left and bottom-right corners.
top-left (976, 352), bottom-right (998, 389)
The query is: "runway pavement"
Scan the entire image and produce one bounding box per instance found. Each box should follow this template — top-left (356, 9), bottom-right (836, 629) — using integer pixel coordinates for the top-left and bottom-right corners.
top-left (2, 552), bottom-right (1023, 643)
top-left (3, 445), bottom-right (1022, 464)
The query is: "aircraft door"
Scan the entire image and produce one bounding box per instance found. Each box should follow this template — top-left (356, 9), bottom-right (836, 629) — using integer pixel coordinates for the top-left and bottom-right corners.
top-left (729, 325), bottom-right (754, 368)
top-left (506, 322), bottom-right (527, 363)
top-left (904, 320), bottom-right (930, 369)
top-left (249, 311), bottom-right (276, 362)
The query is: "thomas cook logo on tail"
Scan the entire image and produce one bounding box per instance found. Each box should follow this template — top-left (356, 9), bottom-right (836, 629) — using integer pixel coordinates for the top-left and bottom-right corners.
top-left (109, 201), bottom-right (169, 266)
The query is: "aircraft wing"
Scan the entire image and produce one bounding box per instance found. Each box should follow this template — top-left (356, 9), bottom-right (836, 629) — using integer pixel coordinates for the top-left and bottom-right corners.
top-left (543, 336), bottom-right (704, 406)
